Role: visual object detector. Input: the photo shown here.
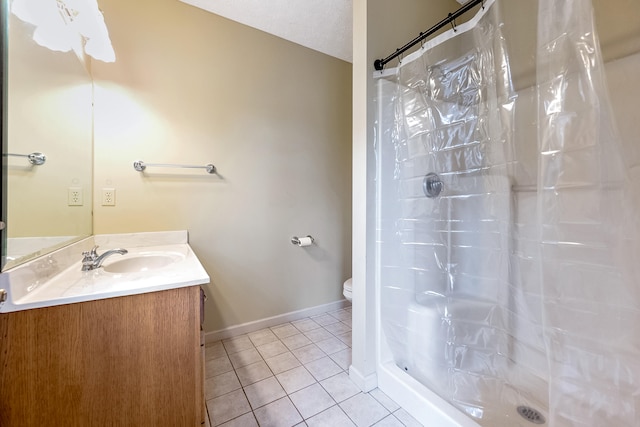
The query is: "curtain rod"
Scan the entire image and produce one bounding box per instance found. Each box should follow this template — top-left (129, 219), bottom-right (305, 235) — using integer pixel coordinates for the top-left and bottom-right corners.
top-left (373, 0), bottom-right (484, 71)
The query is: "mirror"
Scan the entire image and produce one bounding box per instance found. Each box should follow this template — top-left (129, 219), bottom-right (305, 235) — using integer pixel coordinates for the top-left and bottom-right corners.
top-left (1, 9), bottom-right (93, 271)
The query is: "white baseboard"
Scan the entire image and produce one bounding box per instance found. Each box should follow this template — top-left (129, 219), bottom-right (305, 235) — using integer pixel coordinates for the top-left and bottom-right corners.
top-left (205, 299), bottom-right (351, 343)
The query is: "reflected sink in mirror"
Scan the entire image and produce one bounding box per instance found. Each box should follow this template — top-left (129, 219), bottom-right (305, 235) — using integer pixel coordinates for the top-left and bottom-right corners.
top-left (102, 252), bottom-right (186, 274)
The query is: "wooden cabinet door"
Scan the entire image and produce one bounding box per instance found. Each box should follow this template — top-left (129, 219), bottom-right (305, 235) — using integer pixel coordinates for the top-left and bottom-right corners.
top-left (0, 286), bottom-right (202, 427)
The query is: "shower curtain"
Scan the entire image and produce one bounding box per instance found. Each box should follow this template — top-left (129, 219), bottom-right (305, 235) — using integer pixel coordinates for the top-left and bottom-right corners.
top-left (537, 0), bottom-right (640, 424)
top-left (374, 0), bottom-right (640, 425)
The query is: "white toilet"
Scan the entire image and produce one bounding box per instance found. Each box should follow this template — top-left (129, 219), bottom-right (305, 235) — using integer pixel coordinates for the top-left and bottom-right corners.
top-left (343, 278), bottom-right (352, 302)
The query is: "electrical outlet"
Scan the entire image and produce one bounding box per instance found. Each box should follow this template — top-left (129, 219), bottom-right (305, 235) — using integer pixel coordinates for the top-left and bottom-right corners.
top-left (102, 188), bottom-right (116, 206)
top-left (68, 187), bottom-right (83, 206)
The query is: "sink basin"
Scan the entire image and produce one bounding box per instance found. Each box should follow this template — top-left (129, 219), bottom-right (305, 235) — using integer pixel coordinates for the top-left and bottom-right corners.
top-left (103, 253), bottom-right (182, 273)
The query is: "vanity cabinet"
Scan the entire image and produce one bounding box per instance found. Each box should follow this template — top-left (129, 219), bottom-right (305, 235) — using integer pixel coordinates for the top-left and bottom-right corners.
top-left (0, 285), bottom-right (204, 426)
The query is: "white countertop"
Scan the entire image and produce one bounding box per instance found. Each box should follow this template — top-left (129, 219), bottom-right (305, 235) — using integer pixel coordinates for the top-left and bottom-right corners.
top-left (0, 231), bottom-right (210, 313)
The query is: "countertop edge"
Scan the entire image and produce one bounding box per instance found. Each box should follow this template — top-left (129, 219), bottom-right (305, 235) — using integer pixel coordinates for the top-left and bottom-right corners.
top-left (1, 275), bottom-right (210, 313)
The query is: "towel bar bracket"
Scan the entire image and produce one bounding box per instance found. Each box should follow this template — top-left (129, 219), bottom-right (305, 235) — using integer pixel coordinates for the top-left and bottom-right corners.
top-left (5, 152), bottom-right (46, 166)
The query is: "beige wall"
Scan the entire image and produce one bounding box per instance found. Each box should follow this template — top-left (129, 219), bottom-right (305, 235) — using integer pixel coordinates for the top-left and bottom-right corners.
top-left (91, 0), bottom-right (353, 333)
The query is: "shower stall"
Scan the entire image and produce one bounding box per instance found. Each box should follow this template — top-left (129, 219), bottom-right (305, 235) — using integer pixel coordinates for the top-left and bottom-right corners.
top-left (369, 0), bottom-right (640, 426)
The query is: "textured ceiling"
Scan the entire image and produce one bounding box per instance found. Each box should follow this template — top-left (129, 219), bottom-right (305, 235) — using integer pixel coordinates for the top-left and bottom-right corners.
top-left (178, 0), bottom-right (353, 63)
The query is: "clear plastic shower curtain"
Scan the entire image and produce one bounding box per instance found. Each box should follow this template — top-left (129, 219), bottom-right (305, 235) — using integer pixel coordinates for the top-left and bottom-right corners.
top-left (537, 0), bottom-right (640, 425)
top-left (375, 0), bottom-right (522, 423)
top-left (374, 0), bottom-right (640, 425)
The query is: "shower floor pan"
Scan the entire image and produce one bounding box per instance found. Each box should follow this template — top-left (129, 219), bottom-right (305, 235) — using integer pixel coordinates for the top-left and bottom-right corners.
top-left (378, 300), bottom-right (548, 427)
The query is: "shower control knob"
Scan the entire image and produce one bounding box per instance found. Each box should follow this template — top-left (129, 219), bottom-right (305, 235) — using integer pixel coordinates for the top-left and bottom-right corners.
top-left (423, 173), bottom-right (444, 198)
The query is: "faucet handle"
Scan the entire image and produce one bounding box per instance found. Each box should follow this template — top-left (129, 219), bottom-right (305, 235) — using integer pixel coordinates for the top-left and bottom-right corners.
top-left (82, 246), bottom-right (99, 259)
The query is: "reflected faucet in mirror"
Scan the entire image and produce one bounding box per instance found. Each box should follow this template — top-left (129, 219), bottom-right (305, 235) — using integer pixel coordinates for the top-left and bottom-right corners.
top-left (81, 246), bottom-right (128, 271)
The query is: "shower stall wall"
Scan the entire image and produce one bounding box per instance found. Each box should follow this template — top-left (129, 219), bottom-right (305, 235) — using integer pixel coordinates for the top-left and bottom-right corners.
top-left (372, 0), bottom-right (640, 426)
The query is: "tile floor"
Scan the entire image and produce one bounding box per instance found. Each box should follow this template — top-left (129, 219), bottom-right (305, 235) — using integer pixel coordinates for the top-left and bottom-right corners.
top-left (204, 306), bottom-right (423, 427)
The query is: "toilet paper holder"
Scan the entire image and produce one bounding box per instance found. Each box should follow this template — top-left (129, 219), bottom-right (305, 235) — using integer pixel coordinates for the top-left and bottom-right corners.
top-left (291, 235), bottom-right (314, 246)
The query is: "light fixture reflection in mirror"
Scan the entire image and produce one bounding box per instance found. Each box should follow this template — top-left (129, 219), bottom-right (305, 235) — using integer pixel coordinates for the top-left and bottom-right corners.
top-left (10, 0), bottom-right (115, 63)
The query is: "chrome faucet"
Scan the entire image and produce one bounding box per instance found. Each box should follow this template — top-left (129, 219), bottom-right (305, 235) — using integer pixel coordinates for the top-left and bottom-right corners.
top-left (81, 246), bottom-right (128, 271)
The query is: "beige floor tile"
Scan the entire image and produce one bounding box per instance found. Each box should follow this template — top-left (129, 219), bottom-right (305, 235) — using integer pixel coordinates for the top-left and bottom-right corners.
top-left (205, 370), bottom-right (241, 400)
top-left (265, 351), bottom-right (301, 375)
top-left (329, 348), bottom-right (352, 371)
top-left (319, 372), bottom-right (360, 403)
top-left (229, 347), bottom-right (263, 369)
top-left (303, 328), bottom-right (334, 343)
top-left (339, 393), bottom-right (389, 427)
top-left (310, 313), bottom-right (341, 326)
top-left (223, 335), bottom-right (254, 355)
top-left (218, 413), bottom-right (259, 427)
top-left (306, 405), bottom-right (356, 427)
top-left (206, 341), bottom-right (227, 360)
top-left (248, 329), bottom-right (279, 347)
top-left (289, 383), bottom-right (336, 419)
top-left (257, 340), bottom-right (289, 359)
top-left (323, 322), bottom-right (352, 336)
top-left (282, 333), bottom-right (313, 351)
top-left (328, 309), bottom-right (351, 323)
top-left (336, 331), bottom-right (352, 347)
top-left (207, 389), bottom-right (252, 426)
top-left (304, 356), bottom-right (343, 381)
top-left (271, 323), bottom-right (300, 339)
top-left (292, 318), bottom-right (321, 332)
top-left (276, 366), bottom-right (317, 394)
top-left (315, 337), bottom-right (348, 355)
top-left (369, 389), bottom-right (400, 412)
top-left (253, 397), bottom-right (303, 427)
top-left (392, 408), bottom-right (423, 427)
top-left (244, 376), bottom-right (287, 410)
top-left (292, 344), bottom-right (327, 365)
top-left (373, 415), bottom-right (405, 426)
top-left (235, 361), bottom-right (273, 387)
top-left (206, 355), bottom-right (234, 378)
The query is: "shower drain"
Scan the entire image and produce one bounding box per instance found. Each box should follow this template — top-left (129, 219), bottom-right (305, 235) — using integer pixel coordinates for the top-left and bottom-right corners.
top-left (517, 406), bottom-right (546, 424)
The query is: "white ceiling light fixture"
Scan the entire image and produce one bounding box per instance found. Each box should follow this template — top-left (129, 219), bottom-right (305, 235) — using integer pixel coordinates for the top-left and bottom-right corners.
top-left (10, 0), bottom-right (116, 63)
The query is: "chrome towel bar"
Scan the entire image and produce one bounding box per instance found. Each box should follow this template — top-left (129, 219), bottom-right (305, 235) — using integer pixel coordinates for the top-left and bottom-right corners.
top-left (133, 160), bottom-right (216, 174)
top-left (6, 152), bottom-right (46, 165)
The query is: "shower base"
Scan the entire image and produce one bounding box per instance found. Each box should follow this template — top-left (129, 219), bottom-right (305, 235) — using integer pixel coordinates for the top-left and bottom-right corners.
top-left (379, 362), bottom-right (548, 427)
top-left (378, 301), bottom-right (548, 427)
